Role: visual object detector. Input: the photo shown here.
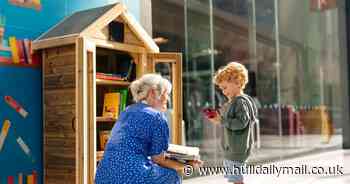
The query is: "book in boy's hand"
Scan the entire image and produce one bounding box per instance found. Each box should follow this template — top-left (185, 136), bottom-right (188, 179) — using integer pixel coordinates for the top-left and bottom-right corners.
top-left (202, 107), bottom-right (219, 119)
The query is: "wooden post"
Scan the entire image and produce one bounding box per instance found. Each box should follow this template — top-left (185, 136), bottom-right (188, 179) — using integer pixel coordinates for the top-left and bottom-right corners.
top-left (85, 39), bottom-right (96, 184)
top-left (76, 37), bottom-right (87, 184)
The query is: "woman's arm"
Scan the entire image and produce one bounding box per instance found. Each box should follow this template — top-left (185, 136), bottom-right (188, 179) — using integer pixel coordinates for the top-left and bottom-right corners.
top-left (151, 153), bottom-right (185, 174)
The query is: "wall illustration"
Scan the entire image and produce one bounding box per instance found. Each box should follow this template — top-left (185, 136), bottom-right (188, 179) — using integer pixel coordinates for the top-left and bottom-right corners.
top-left (8, 0), bottom-right (42, 11)
top-left (0, 0), bottom-right (141, 183)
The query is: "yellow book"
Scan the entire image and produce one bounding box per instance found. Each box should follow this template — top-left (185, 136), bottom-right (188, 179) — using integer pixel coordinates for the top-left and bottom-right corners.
top-left (27, 174), bottom-right (33, 184)
top-left (102, 92), bottom-right (120, 119)
top-left (9, 37), bottom-right (20, 63)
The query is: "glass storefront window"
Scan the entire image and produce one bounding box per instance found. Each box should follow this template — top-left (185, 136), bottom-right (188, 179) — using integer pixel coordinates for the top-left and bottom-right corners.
top-left (152, 0), bottom-right (347, 168)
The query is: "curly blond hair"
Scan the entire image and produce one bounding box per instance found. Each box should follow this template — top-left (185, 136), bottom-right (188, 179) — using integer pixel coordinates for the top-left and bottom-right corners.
top-left (213, 62), bottom-right (249, 90)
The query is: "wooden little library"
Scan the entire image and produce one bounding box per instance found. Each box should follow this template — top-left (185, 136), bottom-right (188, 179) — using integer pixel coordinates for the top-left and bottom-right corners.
top-left (32, 3), bottom-right (182, 184)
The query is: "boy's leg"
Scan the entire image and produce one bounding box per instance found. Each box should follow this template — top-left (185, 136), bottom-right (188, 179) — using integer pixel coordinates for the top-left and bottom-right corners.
top-left (223, 160), bottom-right (244, 184)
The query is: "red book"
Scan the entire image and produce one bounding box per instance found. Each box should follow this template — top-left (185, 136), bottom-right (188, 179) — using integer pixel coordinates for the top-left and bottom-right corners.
top-left (31, 52), bottom-right (41, 65)
top-left (16, 40), bottom-right (25, 63)
top-left (7, 176), bottom-right (14, 184)
top-left (0, 56), bottom-right (12, 63)
top-left (33, 170), bottom-right (37, 184)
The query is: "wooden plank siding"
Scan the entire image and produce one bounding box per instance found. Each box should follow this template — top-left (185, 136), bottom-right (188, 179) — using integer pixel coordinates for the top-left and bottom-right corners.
top-left (43, 44), bottom-right (77, 184)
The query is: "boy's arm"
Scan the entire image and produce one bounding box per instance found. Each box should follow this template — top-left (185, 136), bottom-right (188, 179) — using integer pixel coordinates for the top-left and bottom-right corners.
top-left (221, 99), bottom-right (250, 131)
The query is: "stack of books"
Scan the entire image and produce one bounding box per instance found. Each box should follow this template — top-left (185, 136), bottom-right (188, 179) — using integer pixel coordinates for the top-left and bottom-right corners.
top-left (166, 144), bottom-right (200, 163)
top-left (96, 72), bottom-right (124, 81)
top-left (0, 37), bottom-right (40, 65)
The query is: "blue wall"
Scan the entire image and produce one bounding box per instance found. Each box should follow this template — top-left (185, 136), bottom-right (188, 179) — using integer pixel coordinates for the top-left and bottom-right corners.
top-left (0, 66), bottom-right (42, 183)
top-left (0, 0), bottom-right (140, 40)
top-left (0, 0), bottom-right (141, 183)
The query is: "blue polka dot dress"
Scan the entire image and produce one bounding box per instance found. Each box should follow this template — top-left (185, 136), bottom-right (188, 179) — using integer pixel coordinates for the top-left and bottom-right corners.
top-left (95, 102), bottom-right (181, 184)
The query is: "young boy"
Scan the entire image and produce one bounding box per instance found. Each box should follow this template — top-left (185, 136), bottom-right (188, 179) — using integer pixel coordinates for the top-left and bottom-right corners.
top-left (206, 62), bottom-right (258, 184)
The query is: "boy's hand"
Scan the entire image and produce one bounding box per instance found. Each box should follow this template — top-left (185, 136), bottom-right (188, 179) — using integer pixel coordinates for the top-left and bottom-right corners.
top-left (202, 108), bottom-right (221, 125)
top-left (207, 115), bottom-right (221, 125)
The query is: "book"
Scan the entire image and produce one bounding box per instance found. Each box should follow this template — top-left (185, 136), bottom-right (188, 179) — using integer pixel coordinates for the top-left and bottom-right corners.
top-left (21, 39), bottom-right (29, 64)
top-left (96, 72), bottom-right (124, 81)
top-left (23, 39), bottom-right (32, 64)
top-left (8, 176), bottom-right (14, 184)
top-left (114, 88), bottom-right (128, 112)
top-left (16, 39), bottom-right (25, 63)
top-left (27, 174), bottom-right (33, 184)
top-left (99, 130), bottom-right (111, 150)
top-left (9, 37), bottom-right (20, 64)
top-left (124, 60), bottom-right (134, 81)
top-left (18, 173), bottom-right (23, 184)
top-left (102, 92), bottom-right (120, 119)
top-left (166, 144), bottom-right (200, 162)
top-left (31, 52), bottom-right (41, 65)
top-left (0, 56), bottom-right (12, 63)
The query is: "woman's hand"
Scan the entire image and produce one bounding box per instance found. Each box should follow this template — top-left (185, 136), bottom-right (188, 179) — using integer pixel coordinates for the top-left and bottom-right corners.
top-left (186, 159), bottom-right (204, 169)
top-left (152, 153), bottom-right (186, 175)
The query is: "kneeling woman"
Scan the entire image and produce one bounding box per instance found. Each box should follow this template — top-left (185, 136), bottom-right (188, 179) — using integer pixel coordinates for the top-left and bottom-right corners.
top-left (95, 74), bottom-right (183, 184)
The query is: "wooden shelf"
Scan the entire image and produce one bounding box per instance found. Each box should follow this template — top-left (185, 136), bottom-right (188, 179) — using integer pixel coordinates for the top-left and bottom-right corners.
top-left (97, 151), bottom-right (104, 161)
top-left (96, 78), bottom-right (130, 86)
top-left (0, 62), bottom-right (41, 69)
top-left (96, 116), bottom-right (117, 122)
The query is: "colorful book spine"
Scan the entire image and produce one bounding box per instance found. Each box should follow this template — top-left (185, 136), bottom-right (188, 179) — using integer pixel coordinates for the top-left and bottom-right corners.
top-left (23, 39), bottom-right (32, 64)
top-left (0, 46), bottom-right (12, 63)
top-left (16, 40), bottom-right (25, 63)
top-left (0, 56), bottom-right (12, 63)
top-left (7, 175), bottom-right (14, 184)
top-left (18, 173), bottom-right (23, 184)
top-left (96, 73), bottom-right (123, 80)
top-left (115, 88), bottom-right (128, 111)
top-left (0, 27), bottom-right (3, 44)
top-left (21, 40), bottom-right (29, 64)
top-left (32, 170), bottom-right (37, 184)
top-left (27, 174), bottom-right (33, 184)
top-left (9, 37), bottom-right (20, 64)
top-left (32, 0), bottom-right (41, 6)
top-left (0, 49), bottom-right (12, 57)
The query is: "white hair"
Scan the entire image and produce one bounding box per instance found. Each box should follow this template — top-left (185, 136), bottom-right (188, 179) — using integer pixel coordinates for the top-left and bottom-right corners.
top-left (129, 73), bottom-right (172, 102)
